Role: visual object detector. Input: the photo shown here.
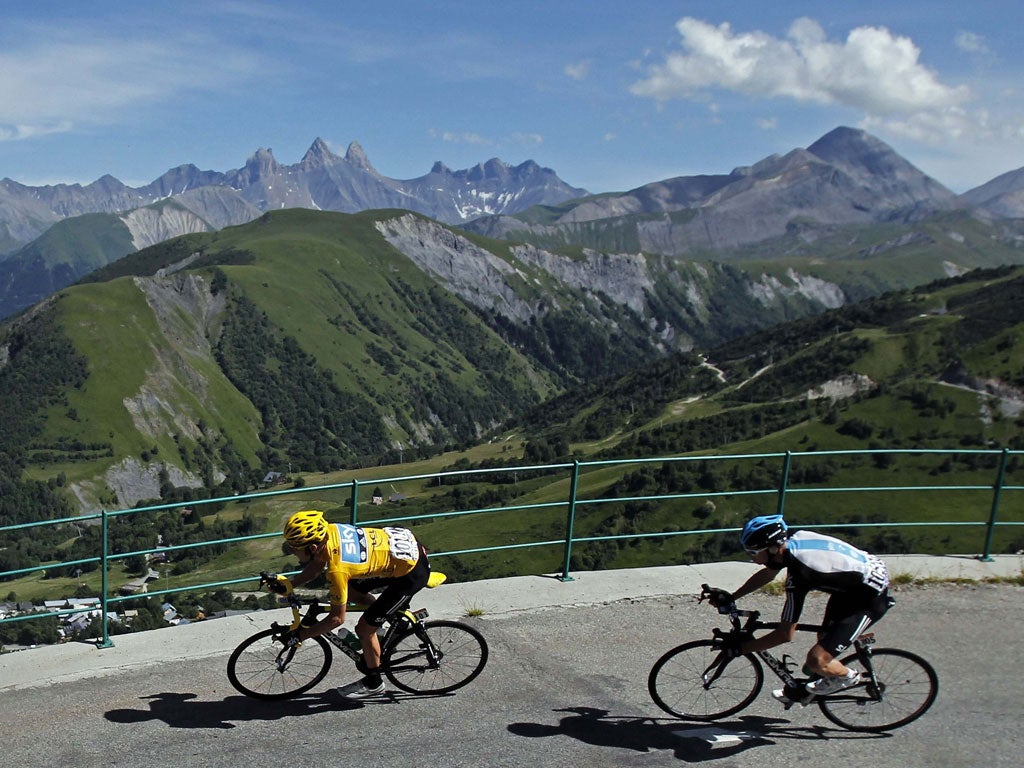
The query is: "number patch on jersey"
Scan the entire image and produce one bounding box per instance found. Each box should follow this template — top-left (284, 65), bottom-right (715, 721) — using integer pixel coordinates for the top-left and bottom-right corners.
top-left (384, 527), bottom-right (419, 562)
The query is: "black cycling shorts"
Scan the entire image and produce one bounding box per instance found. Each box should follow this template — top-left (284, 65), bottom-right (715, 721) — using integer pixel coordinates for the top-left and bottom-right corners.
top-left (818, 590), bottom-right (892, 657)
top-left (350, 546), bottom-right (430, 627)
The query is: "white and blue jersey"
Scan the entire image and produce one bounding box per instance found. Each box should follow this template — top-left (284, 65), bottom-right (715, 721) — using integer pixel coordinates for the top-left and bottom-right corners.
top-left (780, 530), bottom-right (889, 624)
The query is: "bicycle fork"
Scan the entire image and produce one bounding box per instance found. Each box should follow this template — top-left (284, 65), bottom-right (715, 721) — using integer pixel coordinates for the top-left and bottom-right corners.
top-left (851, 636), bottom-right (882, 701)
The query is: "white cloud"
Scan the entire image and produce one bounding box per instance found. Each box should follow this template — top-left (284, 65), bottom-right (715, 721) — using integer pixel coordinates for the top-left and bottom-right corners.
top-left (564, 60), bottom-right (591, 81)
top-left (756, 117), bottom-right (778, 130)
top-left (954, 31), bottom-right (990, 56)
top-left (0, 33), bottom-right (260, 142)
top-left (511, 132), bottom-right (544, 146)
top-left (431, 129), bottom-right (493, 146)
top-left (631, 17), bottom-right (972, 122)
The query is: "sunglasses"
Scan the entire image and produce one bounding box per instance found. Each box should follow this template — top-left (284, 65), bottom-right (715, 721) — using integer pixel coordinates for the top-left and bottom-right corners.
top-left (745, 546), bottom-right (769, 556)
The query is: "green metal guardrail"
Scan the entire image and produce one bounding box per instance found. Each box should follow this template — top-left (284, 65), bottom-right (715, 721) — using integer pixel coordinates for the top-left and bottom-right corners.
top-left (1, 447), bottom-right (1021, 648)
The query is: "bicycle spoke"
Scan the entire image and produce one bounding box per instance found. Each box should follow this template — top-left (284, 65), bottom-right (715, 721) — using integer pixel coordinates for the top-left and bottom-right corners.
top-left (649, 640), bottom-right (763, 720)
top-left (227, 629), bottom-right (333, 700)
top-left (817, 648), bottom-right (938, 732)
top-left (383, 620), bottom-right (488, 695)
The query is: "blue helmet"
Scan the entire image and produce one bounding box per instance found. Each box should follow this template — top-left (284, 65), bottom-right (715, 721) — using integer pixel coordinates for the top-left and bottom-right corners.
top-left (740, 514), bottom-right (788, 551)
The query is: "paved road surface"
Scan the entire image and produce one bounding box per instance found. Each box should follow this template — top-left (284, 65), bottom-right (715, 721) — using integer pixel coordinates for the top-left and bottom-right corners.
top-left (2, 561), bottom-right (1021, 768)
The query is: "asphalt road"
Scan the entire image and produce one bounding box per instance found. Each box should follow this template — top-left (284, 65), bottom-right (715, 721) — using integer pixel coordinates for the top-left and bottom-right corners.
top-left (2, 582), bottom-right (1021, 768)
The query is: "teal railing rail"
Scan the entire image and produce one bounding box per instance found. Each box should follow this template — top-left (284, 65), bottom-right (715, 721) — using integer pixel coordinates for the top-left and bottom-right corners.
top-left (1, 447), bottom-right (1021, 648)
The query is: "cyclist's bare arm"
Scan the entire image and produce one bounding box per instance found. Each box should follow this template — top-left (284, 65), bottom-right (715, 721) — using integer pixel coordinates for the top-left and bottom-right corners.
top-left (289, 558), bottom-right (325, 591)
top-left (731, 566), bottom-right (781, 601)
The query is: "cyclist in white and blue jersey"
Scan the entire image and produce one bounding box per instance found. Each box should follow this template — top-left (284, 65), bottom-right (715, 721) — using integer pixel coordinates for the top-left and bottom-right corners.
top-left (707, 514), bottom-right (891, 706)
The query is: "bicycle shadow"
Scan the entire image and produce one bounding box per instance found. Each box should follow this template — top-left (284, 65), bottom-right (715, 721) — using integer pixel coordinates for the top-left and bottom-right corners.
top-left (507, 706), bottom-right (889, 762)
top-left (103, 689), bottom-right (451, 729)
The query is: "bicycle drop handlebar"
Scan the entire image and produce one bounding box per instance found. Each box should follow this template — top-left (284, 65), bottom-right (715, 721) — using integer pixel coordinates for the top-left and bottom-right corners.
top-left (258, 571), bottom-right (327, 633)
top-left (698, 582), bottom-right (833, 636)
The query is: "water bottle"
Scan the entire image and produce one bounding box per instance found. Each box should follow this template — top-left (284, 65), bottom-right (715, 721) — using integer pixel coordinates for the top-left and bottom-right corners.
top-left (335, 627), bottom-right (363, 657)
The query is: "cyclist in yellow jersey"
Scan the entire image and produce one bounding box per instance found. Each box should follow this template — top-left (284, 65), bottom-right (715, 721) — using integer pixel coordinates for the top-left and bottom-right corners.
top-left (271, 510), bottom-right (430, 699)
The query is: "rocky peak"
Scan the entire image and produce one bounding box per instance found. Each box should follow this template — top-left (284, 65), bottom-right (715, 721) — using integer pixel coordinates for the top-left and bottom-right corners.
top-left (244, 148), bottom-right (279, 178)
top-left (299, 137), bottom-right (341, 170)
top-left (808, 126), bottom-right (910, 179)
top-left (87, 174), bottom-right (129, 192)
top-left (344, 141), bottom-right (375, 172)
top-left (467, 158), bottom-right (509, 182)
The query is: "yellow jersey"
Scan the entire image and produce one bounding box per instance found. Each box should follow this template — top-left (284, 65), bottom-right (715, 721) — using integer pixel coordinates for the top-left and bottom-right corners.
top-left (322, 523), bottom-right (420, 606)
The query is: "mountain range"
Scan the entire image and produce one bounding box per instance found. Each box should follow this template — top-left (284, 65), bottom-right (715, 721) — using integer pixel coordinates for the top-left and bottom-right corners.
top-left (463, 127), bottom-right (969, 253)
top-left (3, 126), bottom-right (1024, 518)
top-left (3, 127), bottom-right (1024, 322)
top-left (0, 140), bottom-right (586, 318)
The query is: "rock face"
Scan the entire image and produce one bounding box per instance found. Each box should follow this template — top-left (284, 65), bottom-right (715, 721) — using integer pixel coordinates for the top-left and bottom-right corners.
top-left (375, 212), bottom-right (848, 352)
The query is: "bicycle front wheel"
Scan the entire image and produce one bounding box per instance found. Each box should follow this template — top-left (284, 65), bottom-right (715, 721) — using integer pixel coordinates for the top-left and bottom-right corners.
top-left (227, 628), bottom-right (333, 700)
top-left (383, 619), bottom-right (488, 695)
top-left (817, 648), bottom-right (938, 732)
top-left (648, 640), bottom-right (764, 720)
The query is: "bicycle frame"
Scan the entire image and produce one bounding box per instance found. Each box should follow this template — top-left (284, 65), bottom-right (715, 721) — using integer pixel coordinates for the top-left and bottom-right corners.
top-left (710, 605), bottom-right (879, 700)
top-left (270, 589), bottom-right (437, 668)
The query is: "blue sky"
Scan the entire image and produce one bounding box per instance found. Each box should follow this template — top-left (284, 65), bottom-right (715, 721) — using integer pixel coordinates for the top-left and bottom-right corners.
top-left (2, 1), bottom-right (1022, 194)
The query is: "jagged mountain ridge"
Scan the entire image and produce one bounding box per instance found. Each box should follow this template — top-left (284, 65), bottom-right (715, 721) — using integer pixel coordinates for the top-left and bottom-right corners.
top-left (0, 140), bottom-right (587, 317)
top-left (461, 127), bottom-right (965, 253)
top-left (5, 126), bottom-right (1024, 323)
top-left (0, 137), bottom-right (588, 255)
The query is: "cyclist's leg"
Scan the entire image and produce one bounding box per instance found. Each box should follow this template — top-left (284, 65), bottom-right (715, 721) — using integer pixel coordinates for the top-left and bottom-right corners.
top-left (356, 551), bottom-right (430, 672)
top-left (349, 577), bottom-right (388, 610)
top-left (808, 590), bottom-right (890, 679)
top-left (361, 551), bottom-right (430, 628)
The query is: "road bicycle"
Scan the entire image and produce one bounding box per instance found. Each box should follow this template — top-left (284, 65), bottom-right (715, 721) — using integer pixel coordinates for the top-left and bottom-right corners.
top-left (648, 584), bottom-right (938, 732)
top-left (227, 571), bottom-right (488, 700)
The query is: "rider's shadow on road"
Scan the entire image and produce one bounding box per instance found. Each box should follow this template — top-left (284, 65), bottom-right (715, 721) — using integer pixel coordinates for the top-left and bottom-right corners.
top-left (508, 706), bottom-right (886, 762)
top-left (104, 691), bottom-right (360, 729)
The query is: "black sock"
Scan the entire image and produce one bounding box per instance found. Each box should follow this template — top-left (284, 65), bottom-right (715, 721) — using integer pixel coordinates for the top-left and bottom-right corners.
top-left (364, 669), bottom-right (382, 688)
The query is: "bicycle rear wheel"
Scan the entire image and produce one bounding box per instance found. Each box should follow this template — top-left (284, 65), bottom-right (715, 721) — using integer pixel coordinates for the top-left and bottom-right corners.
top-left (383, 619), bottom-right (488, 695)
top-left (817, 648), bottom-right (938, 732)
top-left (227, 628), bottom-right (333, 700)
top-left (648, 640), bottom-right (764, 720)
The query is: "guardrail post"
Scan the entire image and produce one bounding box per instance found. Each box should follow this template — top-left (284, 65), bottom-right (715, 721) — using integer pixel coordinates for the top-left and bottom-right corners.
top-left (776, 450), bottom-right (793, 517)
top-left (980, 448), bottom-right (1009, 562)
top-left (558, 460), bottom-right (581, 582)
top-left (97, 509), bottom-right (114, 649)
top-left (350, 479), bottom-right (360, 525)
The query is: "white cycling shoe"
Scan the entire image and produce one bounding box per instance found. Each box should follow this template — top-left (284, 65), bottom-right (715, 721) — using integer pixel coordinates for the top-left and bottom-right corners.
top-left (337, 678), bottom-right (387, 699)
top-left (806, 670), bottom-right (862, 696)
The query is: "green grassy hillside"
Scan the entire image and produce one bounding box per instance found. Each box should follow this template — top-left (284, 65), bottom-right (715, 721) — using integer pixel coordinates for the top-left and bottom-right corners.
top-left (3, 211), bottom-right (1023, 566)
top-left (3, 266), bottom-right (1023, 607)
top-left (0, 213), bottom-right (136, 319)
